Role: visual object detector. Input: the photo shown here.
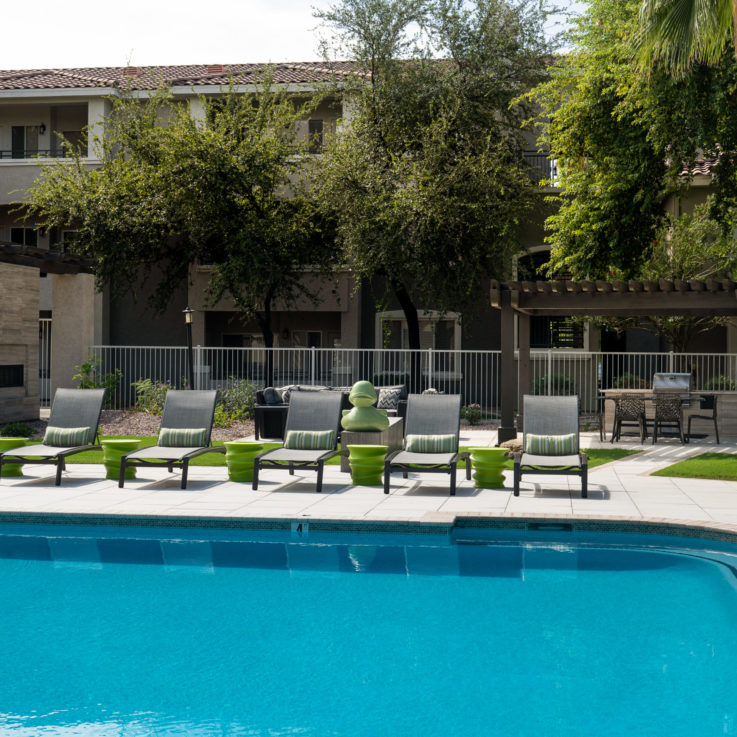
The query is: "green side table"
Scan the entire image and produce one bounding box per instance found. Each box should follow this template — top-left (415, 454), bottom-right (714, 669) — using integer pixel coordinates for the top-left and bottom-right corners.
top-left (467, 447), bottom-right (507, 489)
top-left (0, 438), bottom-right (27, 477)
top-left (101, 439), bottom-right (141, 480)
top-left (347, 444), bottom-right (388, 486)
top-left (224, 441), bottom-right (264, 482)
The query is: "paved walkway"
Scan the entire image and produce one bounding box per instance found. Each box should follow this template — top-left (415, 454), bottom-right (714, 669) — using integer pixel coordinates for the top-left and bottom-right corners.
top-left (1, 429), bottom-right (736, 528)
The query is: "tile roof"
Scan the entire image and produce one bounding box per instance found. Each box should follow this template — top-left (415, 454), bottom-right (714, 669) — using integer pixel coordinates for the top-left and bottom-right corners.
top-left (0, 62), bottom-right (362, 91)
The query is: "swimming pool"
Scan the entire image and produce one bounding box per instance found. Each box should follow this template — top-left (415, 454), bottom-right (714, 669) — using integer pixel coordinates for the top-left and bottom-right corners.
top-left (0, 521), bottom-right (735, 736)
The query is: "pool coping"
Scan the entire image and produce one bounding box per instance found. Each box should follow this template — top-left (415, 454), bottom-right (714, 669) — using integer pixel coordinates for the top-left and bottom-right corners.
top-left (3, 510), bottom-right (737, 546)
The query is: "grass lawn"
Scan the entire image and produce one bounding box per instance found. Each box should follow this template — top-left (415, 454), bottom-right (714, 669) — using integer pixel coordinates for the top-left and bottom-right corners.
top-left (13, 438), bottom-right (638, 470)
top-left (652, 452), bottom-right (737, 481)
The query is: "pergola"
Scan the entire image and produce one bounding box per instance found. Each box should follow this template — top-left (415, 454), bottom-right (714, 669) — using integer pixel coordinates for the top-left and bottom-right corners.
top-left (490, 278), bottom-right (737, 441)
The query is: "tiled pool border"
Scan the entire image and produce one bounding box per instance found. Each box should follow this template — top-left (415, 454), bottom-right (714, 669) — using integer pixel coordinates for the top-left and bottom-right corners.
top-left (1, 511), bottom-right (737, 546)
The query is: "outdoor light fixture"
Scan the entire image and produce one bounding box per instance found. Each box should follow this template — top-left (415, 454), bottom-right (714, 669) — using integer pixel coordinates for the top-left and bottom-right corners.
top-left (183, 306), bottom-right (194, 388)
top-left (39, 124), bottom-right (46, 135)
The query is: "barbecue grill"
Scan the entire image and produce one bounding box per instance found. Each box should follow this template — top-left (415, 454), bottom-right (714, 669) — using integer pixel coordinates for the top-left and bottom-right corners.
top-left (652, 373), bottom-right (691, 404)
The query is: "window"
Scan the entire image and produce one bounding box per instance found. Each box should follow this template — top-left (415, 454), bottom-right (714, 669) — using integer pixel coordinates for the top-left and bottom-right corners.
top-left (11, 126), bottom-right (39, 158)
top-left (530, 317), bottom-right (584, 349)
top-left (382, 317), bottom-right (458, 350)
top-left (50, 230), bottom-right (78, 253)
top-left (10, 227), bottom-right (38, 247)
top-left (308, 119), bottom-right (323, 153)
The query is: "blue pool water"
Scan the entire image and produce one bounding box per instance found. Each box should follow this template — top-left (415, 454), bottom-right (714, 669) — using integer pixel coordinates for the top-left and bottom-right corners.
top-left (0, 525), bottom-right (736, 736)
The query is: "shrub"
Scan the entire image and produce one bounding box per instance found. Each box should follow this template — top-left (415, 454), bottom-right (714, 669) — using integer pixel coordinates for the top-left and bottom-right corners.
top-left (611, 372), bottom-right (648, 389)
top-left (73, 356), bottom-right (122, 408)
top-left (532, 374), bottom-right (575, 396)
top-left (704, 375), bottom-right (737, 391)
top-left (132, 378), bottom-right (173, 415)
top-left (0, 422), bottom-right (35, 437)
top-left (461, 403), bottom-right (482, 424)
top-left (217, 378), bottom-right (258, 424)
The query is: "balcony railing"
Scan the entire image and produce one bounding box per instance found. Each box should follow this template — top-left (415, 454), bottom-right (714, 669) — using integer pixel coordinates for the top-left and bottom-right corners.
top-left (0, 149), bottom-right (74, 160)
top-left (523, 151), bottom-right (558, 184)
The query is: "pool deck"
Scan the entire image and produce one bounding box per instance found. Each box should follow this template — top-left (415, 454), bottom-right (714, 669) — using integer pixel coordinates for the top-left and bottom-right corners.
top-left (1, 428), bottom-right (736, 533)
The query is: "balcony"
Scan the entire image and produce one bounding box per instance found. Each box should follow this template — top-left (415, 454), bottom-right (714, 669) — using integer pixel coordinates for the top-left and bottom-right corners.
top-left (523, 151), bottom-right (558, 185)
top-left (0, 149), bottom-right (74, 160)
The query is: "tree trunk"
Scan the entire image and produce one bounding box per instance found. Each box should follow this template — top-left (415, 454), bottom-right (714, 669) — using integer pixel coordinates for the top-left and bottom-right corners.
top-left (393, 282), bottom-right (423, 393)
top-left (256, 285), bottom-right (277, 387)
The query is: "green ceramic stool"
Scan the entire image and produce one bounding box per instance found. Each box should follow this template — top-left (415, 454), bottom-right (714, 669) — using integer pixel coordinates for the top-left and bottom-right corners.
top-left (102, 439), bottom-right (141, 480)
top-left (347, 444), bottom-right (388, 486)
top-left (224, 441), bottom-right (264, 482)
top-left (468, 447), bottom-right (507, 489)
top-left (0, 438), bottom-right (27, 477)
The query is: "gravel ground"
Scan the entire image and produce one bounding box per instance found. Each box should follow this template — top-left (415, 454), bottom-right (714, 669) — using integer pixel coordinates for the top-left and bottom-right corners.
top-left (21, 410), bottom-right (254, 441)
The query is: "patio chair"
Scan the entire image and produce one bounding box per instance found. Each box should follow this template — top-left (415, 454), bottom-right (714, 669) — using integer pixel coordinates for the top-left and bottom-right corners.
top-left (252, 391), bottom-right (343, 493)
top-left (0, 388), bottom-right (105, 486)
top-left (513, 395), bottom-right (588, 497)
top-left (118, 390), bottom-right (223, 489)
top-left (651, 392), bottom-right (685, 444)
top-left (687, 394), bottom-right (719, 444)
top-left (610, 395), bottom-right (648, 443)
top-left (383, 394), bottom-right (470, 496)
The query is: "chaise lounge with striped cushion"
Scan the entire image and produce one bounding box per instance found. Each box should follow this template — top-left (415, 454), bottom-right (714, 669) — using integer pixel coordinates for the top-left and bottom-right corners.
top-left (0, 388), bottom-right (105, 486)
top-left (118, 389), bottom-right (224, 489)
top-left (383, 394), bottom-right (470, 496)
top-left (252, 391), bottom-right (343, 493)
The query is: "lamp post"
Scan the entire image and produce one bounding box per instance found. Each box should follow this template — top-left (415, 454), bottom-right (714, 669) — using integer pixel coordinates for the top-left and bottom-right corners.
top-left (183, 306), bottom-right (194, 389)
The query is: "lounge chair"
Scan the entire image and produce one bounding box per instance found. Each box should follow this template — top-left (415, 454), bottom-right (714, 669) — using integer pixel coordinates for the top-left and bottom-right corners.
top-left (119, 389), bottom-right (223, 489)
top-left (252, 391), bottom-right (343, 493)
top-left (0, 388), bottom-right (105, 486)
top-left (383, 394), bottom-right (470, 496)
top-left (514, 395), bottom-right (588, 497)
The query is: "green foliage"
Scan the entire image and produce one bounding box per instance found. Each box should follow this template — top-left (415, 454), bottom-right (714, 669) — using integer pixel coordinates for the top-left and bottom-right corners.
top-left (461, 403), bottom-right (482, 424)
top-left (530, 0), bottom-right (737, 279)
top-left (216, 379), bottom-right (258, 425)
top-left (532, 373), bottom-right (575, 395)
top-left (703, 375), bottom-right (736, 391)
top-left (132, 378), bottom-right (173, 415)
top-left (0, 422), bottom-right (35, 438)
top-left (315, 0), bottom-right (554, 347)
top-left (73, 356), bottom-right (122, 408)
top-left (611, 372), bottom-right (649, 389)
top-left (25, 77), bottom-right (336, 348)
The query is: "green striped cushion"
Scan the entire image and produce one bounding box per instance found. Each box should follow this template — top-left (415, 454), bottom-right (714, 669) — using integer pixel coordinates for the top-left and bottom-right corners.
top-left (404, 434), bottom-right (458, 453)
top-left (524, 433), bottom-right (578, 456)
top-left (284, 430), bottom-right (335, 450)
top-left (158, 427), bottom-right (208, 447)
top-left (43, 426), bottom-right (91, 447)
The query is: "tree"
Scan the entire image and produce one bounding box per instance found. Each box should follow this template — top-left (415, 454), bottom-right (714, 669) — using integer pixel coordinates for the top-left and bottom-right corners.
top-left (636, 0), bottom-right (737, 74)
top-left (531, 0), bottom-right (737, 279)
top-left (314, 0), bottom-right (553, 368)
top-left (25, 78), bottom-right (335, 382)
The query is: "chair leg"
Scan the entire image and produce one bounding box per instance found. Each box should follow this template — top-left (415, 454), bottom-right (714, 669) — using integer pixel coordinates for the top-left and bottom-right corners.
top-left (181, 460), bottom-right (189, 489)
top-left (289, 463), bottom-right (295, 476)
top-left (55, 459), bottom-right (63, 486)
top-left (449, 462), bottom-right (457, 496)
top-left (652, 421), bottom-right (657, 445)
top-left (119, 457), bottom-right (127, 488)
top-left (610, 419), bottom-right (617, 443)
top-left (581, 461), bottom-right (588, 498)
top-left (252, 459), bottom-right (260, 490)
top-left (513, 461), bottom-right (521, 496)
top-left (715, 418), bottom-right (720, 444)
top-left (384, 460), bottom-right (391, 495)
top-left (316, 461), bottom-right (324, 493)
top-left (465, 454), bottom-right (472, 481)
top-left (679, 419), bottom-right (685, 444)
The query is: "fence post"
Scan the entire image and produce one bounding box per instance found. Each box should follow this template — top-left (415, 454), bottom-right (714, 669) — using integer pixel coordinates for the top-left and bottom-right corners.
top-left (310, 346), bottom-right (316, 386)
top-left (194, 345), bottom-right (202, 390)
top-left (547, 349), bottom-right (552, 395)
top-left (427, 347), bottom-right (433, 390)
top-left (668, 350), bottom-right (674, 372)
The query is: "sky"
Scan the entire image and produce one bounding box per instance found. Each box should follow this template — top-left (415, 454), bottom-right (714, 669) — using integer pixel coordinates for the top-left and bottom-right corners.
top-left (2, 0), bottom-right (584, 71)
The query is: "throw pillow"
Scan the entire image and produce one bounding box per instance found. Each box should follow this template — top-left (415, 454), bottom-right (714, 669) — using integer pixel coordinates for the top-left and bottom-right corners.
top-left (158, 427), bottom-right (208, 448)
top-left (43, 426), bottom-right (91, 447)
top-left (262, 387), bottom-right (282, 405)
top-left (377, 387), bottom-right (402, 410)
top-left (404, 434), bottom-right (458, 453)
top-left (284, 429), bottom-right (335, 450)
top-left (524, 433), bottom-right (578, 456)
top-left (277, 386), bottom-right (295, 403)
